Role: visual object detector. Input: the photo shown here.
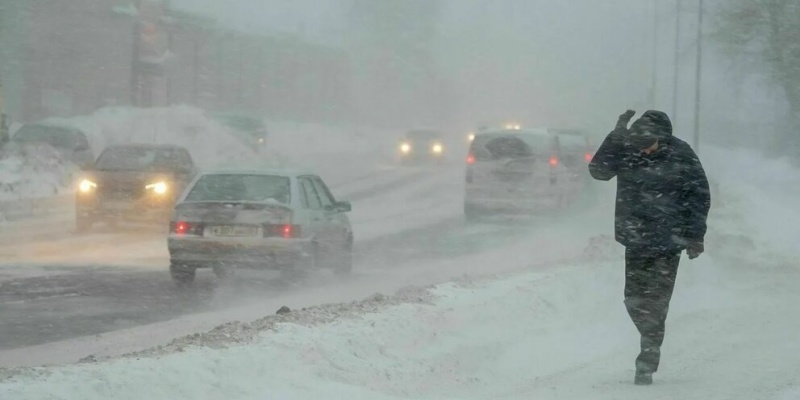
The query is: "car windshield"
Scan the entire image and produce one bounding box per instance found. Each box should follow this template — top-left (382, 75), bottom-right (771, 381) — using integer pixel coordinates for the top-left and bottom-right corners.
top-left (94, 147), bottom-right (187, 171)
top-left (12, 125), bottom-right (83, 149)
top-left (185, 174), bottom-right (291, 204)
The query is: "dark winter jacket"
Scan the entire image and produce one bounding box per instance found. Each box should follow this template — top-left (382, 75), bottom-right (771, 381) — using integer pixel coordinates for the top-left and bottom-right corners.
top-left (588, 110), bottom-right (711, 251)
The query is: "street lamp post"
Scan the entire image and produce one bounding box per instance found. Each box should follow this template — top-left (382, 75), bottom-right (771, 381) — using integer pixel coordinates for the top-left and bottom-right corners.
top-left (672, 0), bottom-right (682, 122)
top-left (130, 0), bottom-right (142, 106)
top-left (692, 0), bottom-right (704, 153)
top-left (650, 0), bottom-right (659, 109)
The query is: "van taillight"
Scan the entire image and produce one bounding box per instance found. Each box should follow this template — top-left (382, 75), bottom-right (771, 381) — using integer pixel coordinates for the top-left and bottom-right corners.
top-left (548, 156), bottom-right (559, 167)
top-left (466, 153), bottom-right (476, 165)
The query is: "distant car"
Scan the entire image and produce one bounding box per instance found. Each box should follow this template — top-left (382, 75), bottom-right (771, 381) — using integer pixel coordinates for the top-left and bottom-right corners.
top-left (212, 113), bottom-right (268, 153)
top-left (75, 144), bottom-right (197, 232)
top-left (398, 129), bottom-right (446, 164)
top-left (463, 128), bottom-right (586, 220)
top-left (11, 122), bottom-right (94, 168)
top-left (167, 168), bottom-right (353, 286)
top-left (551, 129), bottom-right (594, 164)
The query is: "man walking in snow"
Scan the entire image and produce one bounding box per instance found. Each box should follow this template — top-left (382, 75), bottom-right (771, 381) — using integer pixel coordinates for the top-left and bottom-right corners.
top-left (588, 110), bottom-right (711, 385)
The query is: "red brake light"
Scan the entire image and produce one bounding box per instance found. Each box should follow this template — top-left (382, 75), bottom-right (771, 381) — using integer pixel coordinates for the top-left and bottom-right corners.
top-left (265, 224), bottom-right (301, 238)
top-left (584, 153), bottom-right (593, 162)
top-left (466, 153), bottom-right (476, 165)
top-left (281, 224), bottom-right (293, 239)
top-left (173, 221), bottom-right (190, 235)
top-left (548, 156), bottom-right (559, 167)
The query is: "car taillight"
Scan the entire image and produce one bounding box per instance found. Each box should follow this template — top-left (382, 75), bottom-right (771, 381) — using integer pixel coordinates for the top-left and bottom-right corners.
top-left (466, 153), bottom-right (476, 165)
top-left (584, 153), bottom-right (593, 162)
top-left (171, 221), bottom-right (200, 236)
top-left (264, 224), bottom-right (301, 238)
top-left (548, 156), bottom-right (559, 167)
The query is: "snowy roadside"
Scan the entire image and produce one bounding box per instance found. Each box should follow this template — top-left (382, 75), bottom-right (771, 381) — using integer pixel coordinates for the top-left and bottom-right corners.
top-left (2, 146), bottom-right (798, 399)
top-left (2, 232), bottom-right (797, 400)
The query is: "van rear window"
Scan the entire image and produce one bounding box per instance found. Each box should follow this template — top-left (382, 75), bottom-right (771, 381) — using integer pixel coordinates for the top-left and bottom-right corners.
top-left (469, 133), bottom-right (550, 160)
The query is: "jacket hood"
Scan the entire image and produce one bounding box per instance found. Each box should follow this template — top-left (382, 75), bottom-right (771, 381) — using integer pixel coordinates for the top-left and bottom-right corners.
top-left (630, 110), bottom-right (673, 140)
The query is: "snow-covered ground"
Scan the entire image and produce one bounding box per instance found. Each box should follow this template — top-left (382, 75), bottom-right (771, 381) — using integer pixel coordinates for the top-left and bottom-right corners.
top-left (0, 144), bottom-right (75, 203)
top-left (2, 145), bottom-right (799, 399)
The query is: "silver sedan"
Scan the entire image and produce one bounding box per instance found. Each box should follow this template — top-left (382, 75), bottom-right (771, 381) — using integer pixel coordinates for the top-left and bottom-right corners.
top-left (167, 168), bottom-right (353, 286)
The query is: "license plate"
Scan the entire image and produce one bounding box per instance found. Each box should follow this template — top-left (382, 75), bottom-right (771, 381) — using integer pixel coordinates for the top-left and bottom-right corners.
top-left (206, 225), bottom-right (260, 237)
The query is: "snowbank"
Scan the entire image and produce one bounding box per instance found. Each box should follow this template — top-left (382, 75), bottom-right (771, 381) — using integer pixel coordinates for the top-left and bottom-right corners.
top-left (0, 261), bottom-right (622, 400)
top-left (1, 106), bottom-right (404, 204)
top-left (0, 143), bottom-right (74, 203)
top-left (50, 106), bottom-right (260, 171)
top-left (0, 106), bottom-right (261, 204)
top-left (3, 243), bottom-right (795, 400)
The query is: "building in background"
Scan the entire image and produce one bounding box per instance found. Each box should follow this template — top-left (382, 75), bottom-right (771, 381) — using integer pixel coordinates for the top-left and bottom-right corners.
top-left (0, 0), bottom-right (351, 124)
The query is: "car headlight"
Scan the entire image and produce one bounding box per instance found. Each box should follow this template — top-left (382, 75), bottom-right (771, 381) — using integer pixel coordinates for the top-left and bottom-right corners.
top-left (258, 137), bottom-right (266, 144)
top-left (78, 179), bottom-right (97, 193)
top-left (400, 143), bottom-right (411, 153)
top-left (468, 133), bottom-right (475, 142)
top-left (146, 181), bottom-right (168, 195)
top-left (432, 144), bottom-right (443, 154)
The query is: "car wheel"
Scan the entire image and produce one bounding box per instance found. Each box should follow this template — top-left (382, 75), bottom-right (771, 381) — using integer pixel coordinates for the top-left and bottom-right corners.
top-left (76, 215), bottom-right (94, 233)
top-left (170, 263), bottom-right (196, 287)
top-left (332, 243), bottom-right (353, 276)
top-left (281, 243), bottom-right (317, 280)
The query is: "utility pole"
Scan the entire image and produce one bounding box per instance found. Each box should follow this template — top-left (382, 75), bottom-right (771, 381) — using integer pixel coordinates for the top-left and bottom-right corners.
top-left (130, 0), bottom-right (142, 106)
top-left (692, 0), bottom-right (704, 152)
top-left (649, 0), bottom-right (659, 109)
top-left (672, 0), bottom-right (682, 122)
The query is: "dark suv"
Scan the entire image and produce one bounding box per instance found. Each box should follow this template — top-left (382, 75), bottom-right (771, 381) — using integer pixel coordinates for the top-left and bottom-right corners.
top-left (75, 144), bottom-right (197, 232)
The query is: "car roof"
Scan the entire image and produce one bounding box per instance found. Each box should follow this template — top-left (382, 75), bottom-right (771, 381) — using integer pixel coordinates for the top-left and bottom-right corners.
top-left (199, 167), bottom-right (315, 178)
top-left (104, 143), bottom-right (189, 151)
top-left (16, 122), bottom-right (83, 134)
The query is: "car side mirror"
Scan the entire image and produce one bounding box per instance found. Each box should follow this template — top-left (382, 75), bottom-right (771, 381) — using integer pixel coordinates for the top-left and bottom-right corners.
top-left (335, 201), bottom-right (352, 213)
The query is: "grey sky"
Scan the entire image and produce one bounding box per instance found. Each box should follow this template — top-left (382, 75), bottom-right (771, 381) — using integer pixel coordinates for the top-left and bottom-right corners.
top-left (172, 0), bottom-right (773, 144)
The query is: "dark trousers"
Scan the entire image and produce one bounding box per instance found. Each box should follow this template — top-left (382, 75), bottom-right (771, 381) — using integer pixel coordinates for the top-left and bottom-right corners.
top-left (624, 247), bottom-right (681, 373)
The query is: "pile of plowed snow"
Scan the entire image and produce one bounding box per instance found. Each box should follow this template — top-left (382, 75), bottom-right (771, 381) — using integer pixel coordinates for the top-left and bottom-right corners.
top-left (0, 106), bottom-right (270, 203)
top-left (0, 143), bottom-right (75, 202)
top-left (51, 106), bottom-right (260, 170)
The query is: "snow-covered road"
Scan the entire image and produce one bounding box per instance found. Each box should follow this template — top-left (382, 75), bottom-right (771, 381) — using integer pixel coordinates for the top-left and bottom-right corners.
top-left (2, 112), bottom-right (797, 399)
top-left (3, 220), bottom-right (799, 399)
top-left (0, 150), bottom-right (609, 358)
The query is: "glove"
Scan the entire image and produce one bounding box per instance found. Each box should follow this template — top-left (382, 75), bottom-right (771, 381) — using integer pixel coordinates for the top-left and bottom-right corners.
top-left (616, 110), bottom-right (636, 129)
top-left (686, 241), bottom-right (704, 259)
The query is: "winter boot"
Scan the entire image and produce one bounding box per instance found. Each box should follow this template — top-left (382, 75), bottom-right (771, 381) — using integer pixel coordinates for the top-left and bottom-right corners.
top-left (634, 370), bottom-right (653, 385)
